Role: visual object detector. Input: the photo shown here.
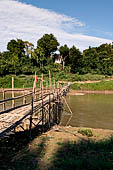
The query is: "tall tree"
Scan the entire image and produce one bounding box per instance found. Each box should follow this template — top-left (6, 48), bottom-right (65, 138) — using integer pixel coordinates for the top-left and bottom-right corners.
top-left (32, 46), bottom-right (46, 68)
top-left (59, 44), bottom-right (69, 69)
top-left (7, 39), bottom-right (25, 74)
top-left (37, 34), bottom-right (60, 58)
top-left (69, 46), bottom-right (82, 73)
top-left (7, 39), bottom-right (25, 58)
top-left (82, 47), bottom-right (99, 74)
top-left (0, 51), bottom-right (10, 75)
top-left (24, 41), bottom-right (34, 58)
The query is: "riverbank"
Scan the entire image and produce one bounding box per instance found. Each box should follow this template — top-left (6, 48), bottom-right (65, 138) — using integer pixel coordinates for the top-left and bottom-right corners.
top-left (69, 89), bottom-right (113, 95)
top-left (70, 79), bottom-right (113, 91)
top-left (1, 88), bottom-right (113, 96)
top-left (1, 125), bottom-right (113, 170)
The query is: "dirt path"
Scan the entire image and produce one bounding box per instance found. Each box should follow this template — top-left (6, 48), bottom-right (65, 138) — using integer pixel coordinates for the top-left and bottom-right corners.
top-left (69, 77), bottom-right (113, 85)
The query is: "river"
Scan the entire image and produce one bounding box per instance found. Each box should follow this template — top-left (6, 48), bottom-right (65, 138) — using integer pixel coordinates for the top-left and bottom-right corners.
top-left (61, 94), bottom-right (113, 130)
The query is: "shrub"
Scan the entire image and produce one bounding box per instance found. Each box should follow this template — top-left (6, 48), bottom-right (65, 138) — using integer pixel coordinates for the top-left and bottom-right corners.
top-left (77, 128), bottom-right (93, 137)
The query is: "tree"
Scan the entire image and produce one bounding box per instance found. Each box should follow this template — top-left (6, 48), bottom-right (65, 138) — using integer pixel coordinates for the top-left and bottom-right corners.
top-left (97, 44), bottom-right (113, 75)
top-left (32, 46), bottom-right (46, 68)
top-left (82, 47), bottom-right (99, 74)
top-left (59, 44), bottom-right (69, 69)
top-left (7, 39), bottom-right (26, 74)
top-left (7, 39), bottom-right (25, 58)
top-left (37, 34), bottom-right (60, 58)
top-left (0, 51), bottom-right (10, 75)
top-left (69, 46), bottom-right (82, 73)
top-left (24, 41), bottom-right (34, 58)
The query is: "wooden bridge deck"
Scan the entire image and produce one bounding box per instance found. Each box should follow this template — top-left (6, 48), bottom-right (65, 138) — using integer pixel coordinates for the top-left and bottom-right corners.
top-left (0, 86), bottom-right (69, 138)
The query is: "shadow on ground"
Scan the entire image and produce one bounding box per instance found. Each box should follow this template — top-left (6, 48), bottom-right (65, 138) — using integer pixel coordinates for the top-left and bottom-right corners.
top-left (0, 125), bottom-right (50, 170)
top-left (1, 129), bottom-right (113, 170)
top-left (49, 136), bottom-right (113, 170)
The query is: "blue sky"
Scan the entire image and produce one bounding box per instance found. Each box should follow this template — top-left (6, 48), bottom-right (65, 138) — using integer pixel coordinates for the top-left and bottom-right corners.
top-left (0, 0), bottom-right (113, 51)
top-left (18, 0), bottom-right (113, 39)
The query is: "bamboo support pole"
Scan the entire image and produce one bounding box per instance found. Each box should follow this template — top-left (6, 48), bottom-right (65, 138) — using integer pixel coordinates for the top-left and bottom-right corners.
top-left (12, 76), bottom-right (15, 108)
top-left (49, 70), bottom-right (51, 90)
top-left (41, 73), bottom-right (44, 97)
top-left (41, 73), bottom-right (43, 91)
top-left (53, 77), bottom-right (55, 92)
top-left (29, 95), bottom-right (33, 137)
top-left (46, 82), bottom-right (48, 92)
top-left (49, 92), bottom-right (51, 128)
top-left (23, 85), bottom-right (26, 104)
top-left (41, 82), bottom-right (44, 132)
top-left (3, 89), bottom-right (5, 111)
top-left (34, 71), bottom-right (37, 100)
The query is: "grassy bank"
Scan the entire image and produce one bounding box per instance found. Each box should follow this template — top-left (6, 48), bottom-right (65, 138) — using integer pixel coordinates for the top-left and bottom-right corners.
top-left (0, 75), bottom-right (50, 88)
top-left (70, 80), bottom-right (113, 91)
top-left (0, 73), bottom-right (109, 89)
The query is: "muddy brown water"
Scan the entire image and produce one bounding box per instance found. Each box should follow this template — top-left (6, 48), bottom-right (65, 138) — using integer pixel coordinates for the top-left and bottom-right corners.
top-left (61, 94), bottom-right (113, 130)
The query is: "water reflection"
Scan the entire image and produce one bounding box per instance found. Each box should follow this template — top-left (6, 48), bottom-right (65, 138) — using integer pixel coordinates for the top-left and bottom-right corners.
top-left (61, 94), bottom-right (113, 130)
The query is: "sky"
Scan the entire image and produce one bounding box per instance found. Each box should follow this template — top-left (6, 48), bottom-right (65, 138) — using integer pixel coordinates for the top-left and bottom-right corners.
top-left (0, 0), bottom-right (113, 52)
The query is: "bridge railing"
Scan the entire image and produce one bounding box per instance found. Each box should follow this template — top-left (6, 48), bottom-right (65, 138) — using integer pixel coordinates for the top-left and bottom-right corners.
top-left (0, 85), bottom-right (69, 138)
top-left (0, 91), bottom-right (33, 114)
top-left (0, 87), bottom-right (60, 114)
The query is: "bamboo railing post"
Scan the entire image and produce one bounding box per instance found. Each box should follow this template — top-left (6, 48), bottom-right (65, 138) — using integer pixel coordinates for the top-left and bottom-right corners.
top-left (23, 85), bottom-right (26, 104)
top-left (46, 82), bottom-right (48, 93)
top-left (12, 76), bottom-right (15, 108)
top-left (49, 91), bottom-right (51, 128)
top-left (29, 95), bottom-right (34, 137)
top-left (52, 92), bottom-right (55, 123)
top-left (34, 71), bottom-right (37, 100)
top-left (41, 85), bottom-right (44, 132)
top-left (56, 90), bottom-right (59, 124)
top-left (49, 70), bottom-right (51, 90)
top-left (53, 77), bottom-right (55, 92)
top-left (57, 81), bottom-right (59, 89)
top-left (41, 73), bottom-right (43, 92)
top-left (3, 89), bottom-right (5, 111)
top-left (40, 78), bottom-right (41, 90)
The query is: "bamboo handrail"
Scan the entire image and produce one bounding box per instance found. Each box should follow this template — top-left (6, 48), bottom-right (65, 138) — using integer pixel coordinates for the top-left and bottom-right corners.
top-left (0, 92), bottom-right (33, 104)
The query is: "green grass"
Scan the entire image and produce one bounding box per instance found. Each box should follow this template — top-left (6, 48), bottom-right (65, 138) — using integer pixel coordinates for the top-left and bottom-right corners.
top-left (0, 75), bottom-right (56, 88)
top-left (50, 136), bottom-right (113, 170)
top-left (0, 73), bottom-right (111, 89)
top-left (54, 72), bottom-right (106, 82)
top-left (77, 128), bottom-right (93, 137)
top-left (70, 80), bottom-right (113, 91)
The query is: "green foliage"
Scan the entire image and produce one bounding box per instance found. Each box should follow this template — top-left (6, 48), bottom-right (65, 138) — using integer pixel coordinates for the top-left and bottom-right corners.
top-left (0, 34), bottom-right (113, 77)
top-left (0, 75), bottom-right (12, 88)
top-left (59, 44), bottom-right (70, 67)
top-left (69, 45), bottom-right (82, 73)
top-left (37, 33), bottom-right (59, 58)
top-left (77, 128), bottom-right (93, 137)
top-left (82, 47), bottom-right (99, 74)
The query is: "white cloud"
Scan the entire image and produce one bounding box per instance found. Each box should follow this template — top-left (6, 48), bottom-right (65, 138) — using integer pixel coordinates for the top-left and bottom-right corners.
top-left (0, 0), bottom-right (112, 52)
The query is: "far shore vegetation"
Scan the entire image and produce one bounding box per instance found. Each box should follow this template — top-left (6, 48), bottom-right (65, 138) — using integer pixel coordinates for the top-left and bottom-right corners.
top-left (0, 33), bottom-right (113, 90)
top-left (1, 73), bottom-right (113, 91)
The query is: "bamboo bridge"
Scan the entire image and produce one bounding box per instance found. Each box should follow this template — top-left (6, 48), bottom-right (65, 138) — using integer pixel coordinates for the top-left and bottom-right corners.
top-left (0, 84), bottom-right (69, 139)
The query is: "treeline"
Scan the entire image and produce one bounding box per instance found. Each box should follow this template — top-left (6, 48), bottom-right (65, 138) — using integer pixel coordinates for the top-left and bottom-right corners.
top-left (0, 33), bottom-right (113, 76)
